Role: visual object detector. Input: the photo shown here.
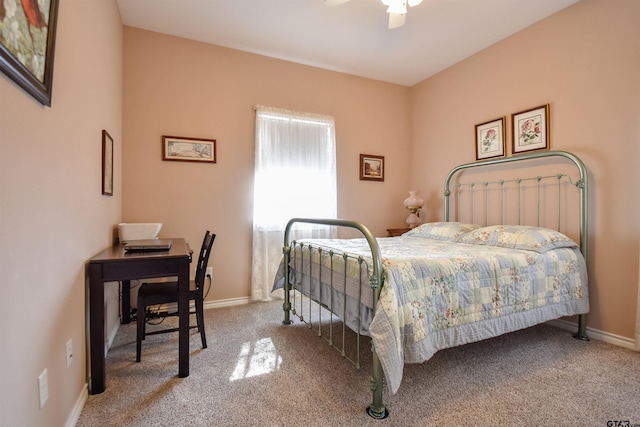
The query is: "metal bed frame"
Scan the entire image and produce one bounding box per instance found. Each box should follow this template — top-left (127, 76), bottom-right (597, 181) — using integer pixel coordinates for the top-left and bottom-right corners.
top-left (280, 150), bottom-right (589, 419)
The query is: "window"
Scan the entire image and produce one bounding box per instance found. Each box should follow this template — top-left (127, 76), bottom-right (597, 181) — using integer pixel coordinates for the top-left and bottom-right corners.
top-left (251, 106), bottom-right (337, 300)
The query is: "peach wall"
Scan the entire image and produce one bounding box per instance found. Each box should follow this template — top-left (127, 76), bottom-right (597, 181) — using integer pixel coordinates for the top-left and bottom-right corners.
top-left (410, 0), bottom-right (640, 338)
top-left (122, 28), bottom-right (412, 302)
top-left (0, 1), bottom-right (122, 425)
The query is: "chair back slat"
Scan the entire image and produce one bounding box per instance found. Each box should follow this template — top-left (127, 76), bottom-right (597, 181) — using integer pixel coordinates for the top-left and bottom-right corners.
top-left (194, 231), bottom-right (216, 295)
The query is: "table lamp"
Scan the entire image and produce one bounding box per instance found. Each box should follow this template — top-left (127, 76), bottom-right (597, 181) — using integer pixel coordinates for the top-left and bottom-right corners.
top-left (403, 190), bottom-right (424, 228)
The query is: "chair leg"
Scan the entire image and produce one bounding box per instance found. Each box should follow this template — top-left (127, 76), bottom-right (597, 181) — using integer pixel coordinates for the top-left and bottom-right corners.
top-left (196, 299), bottom-right (207, 349)
top-left (142, 309), bottom-right (146, 340)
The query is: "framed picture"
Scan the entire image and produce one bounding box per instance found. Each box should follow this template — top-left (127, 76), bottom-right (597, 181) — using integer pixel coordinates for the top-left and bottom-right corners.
top-left (0, 0), bottom-right (59, 106)
top-left (360, 154), bottom-right (384, 181)
top-left (162, 135), bottom-right (217, 163)
top-left (475, 117), bottom-right (506, 160)
top-left (512, 104), bottom-right (550, 154)
top-left (102, 130), bottom-right (113, 196)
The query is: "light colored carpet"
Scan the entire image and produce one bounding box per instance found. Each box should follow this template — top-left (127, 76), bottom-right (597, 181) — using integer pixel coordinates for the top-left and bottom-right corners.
top-left (77, 300), bottom-right (640, 426)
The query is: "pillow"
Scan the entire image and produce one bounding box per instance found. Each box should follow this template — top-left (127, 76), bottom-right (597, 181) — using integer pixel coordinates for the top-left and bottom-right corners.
top-left (403, 222), bottom-right (481, 241)
top-left (456, 225), bottom-right (578, 253)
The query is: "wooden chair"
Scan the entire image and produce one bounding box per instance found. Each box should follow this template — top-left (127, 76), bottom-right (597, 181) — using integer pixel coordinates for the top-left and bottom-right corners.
top-left (136, 231), bottom-right (216, 362)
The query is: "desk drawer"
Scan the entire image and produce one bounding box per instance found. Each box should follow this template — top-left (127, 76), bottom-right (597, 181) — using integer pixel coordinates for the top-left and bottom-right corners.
top-left (101, 258), bottom-right (185, 281)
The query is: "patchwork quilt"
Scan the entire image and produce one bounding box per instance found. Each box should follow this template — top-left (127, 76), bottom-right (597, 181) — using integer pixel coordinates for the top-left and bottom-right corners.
top-left (273, 223), bottom-right (589, 394)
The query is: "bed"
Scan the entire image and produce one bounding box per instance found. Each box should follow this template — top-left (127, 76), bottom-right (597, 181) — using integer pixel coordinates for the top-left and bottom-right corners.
top-left (272, 150), bottom-right (589, 419)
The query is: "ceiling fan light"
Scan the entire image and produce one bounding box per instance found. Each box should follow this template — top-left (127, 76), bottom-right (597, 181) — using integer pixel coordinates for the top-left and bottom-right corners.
top-left (386, 3), bottom-right (407, 15)
top-left (408, 0), bottom-right (423, 7)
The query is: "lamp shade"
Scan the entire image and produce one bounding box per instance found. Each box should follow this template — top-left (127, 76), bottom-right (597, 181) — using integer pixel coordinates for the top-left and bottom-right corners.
top-left (404, 190), bottom-right (424, 228)
top-left (403, 190), bottom-right (424, 209)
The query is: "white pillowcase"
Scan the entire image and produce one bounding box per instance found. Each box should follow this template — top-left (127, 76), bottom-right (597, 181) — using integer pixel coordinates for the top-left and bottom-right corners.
top-left (403, 222), bottom-right (481, 241)
top-left (456, 225), bottom-right (578, 253)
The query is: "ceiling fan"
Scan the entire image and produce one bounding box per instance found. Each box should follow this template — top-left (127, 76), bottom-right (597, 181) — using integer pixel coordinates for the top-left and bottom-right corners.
top-left (324, 0), bottom-right (423, 29)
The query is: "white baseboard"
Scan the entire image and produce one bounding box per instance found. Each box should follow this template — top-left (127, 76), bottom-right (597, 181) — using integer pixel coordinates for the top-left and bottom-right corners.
top-left (66, 383), bottom-right (88, 427)
top-left (149, 296), bottom-right (251, 315)
top-left (547, 319), bottom-right (638, 351)
top-left (204, 296), bottom-right (250, 309)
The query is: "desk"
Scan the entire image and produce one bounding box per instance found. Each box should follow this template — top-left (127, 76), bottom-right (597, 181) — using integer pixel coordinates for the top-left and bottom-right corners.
top-left (87, 238), bottom-right (191, 394)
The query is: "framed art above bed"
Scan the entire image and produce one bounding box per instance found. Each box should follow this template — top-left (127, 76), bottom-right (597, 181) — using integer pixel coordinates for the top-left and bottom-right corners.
top-left (512, 104), bottom-right (550, 154)
top-left (475, 117), bottom-right (506, 160)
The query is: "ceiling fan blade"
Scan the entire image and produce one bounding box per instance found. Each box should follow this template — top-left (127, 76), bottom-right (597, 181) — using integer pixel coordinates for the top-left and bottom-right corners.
top-left (388, 12), bottom-right (406, 29)
top-left (324, 0), bottom-right (350, 6)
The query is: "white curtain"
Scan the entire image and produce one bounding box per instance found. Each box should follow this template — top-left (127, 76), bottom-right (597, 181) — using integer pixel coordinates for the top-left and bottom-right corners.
top-left (251, 106), bottom-right (337, 301)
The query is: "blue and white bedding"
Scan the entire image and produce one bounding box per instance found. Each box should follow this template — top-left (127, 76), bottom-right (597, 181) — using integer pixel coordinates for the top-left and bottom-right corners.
top-left (273, 223), bottom-right (589, 394)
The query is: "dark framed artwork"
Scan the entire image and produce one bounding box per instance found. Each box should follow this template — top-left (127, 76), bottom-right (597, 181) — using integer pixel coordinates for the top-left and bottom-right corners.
top-left (162, 135), bottom-right (217, 163)
top-left (0, 0), bottom-right (60, 106)
top-left (360, 154), bottom-right (384, 181)
top-left (475, 117), bottom-right (506, 160)
top-left (102, 130), bottom-right (113, 196)
top-left (512, 104), bottom-right (550, 154)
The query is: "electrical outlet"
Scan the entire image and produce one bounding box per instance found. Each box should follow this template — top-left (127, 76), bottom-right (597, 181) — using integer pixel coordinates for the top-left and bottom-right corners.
top-left (38, 369), bottom-right (48, 408)
top-left (66, 339), bottom-right (73, 367)
top-left (206, 267), bottom-right (213, 278)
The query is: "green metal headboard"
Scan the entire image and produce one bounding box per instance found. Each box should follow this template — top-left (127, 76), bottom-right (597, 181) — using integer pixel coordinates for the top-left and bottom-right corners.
top-left (443, 150), bottom-right (589, 339)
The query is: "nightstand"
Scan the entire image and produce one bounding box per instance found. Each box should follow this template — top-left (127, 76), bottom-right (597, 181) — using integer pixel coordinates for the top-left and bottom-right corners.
top-left (386, 227), bottom-right (411, 237)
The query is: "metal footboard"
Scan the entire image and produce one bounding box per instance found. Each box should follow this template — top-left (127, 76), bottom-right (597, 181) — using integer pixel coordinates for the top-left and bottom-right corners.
top-left (281, 218), bottom-right (388, 419)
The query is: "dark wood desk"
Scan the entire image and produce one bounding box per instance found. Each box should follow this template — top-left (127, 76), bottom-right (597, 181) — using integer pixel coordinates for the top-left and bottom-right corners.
top-left (87, 238), bottom-right (191, 394)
